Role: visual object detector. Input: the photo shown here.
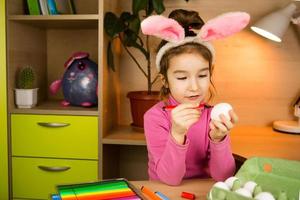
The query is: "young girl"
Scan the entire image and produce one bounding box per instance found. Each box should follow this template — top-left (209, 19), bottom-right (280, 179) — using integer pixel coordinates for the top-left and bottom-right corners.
top-left (141, 9), bottom-right (250, 185)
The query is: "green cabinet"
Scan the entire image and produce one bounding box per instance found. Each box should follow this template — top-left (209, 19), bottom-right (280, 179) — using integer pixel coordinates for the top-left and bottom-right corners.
top-left (11, 114), bottom-right (98, 199)
top-left (11, 114), bottom-right (98, 159)
top-left (0, 0), bottom-right (8, 199)
top-left (12, 157), bottom-right (98, 199)
top-left (6, 0), bottom-right (101, 199)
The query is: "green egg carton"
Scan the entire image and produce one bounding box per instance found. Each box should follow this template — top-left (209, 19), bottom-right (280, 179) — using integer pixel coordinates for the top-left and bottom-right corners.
top-left (207, 157), bottom-right (300, 200)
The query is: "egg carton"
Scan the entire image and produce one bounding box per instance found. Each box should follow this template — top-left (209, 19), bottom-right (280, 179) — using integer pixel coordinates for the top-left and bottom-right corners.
top-left (207, 157), bottom-right (300, 200)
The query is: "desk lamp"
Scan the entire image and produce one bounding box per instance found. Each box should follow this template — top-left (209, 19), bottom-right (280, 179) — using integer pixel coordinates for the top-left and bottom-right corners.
top-left (251, 2), bottom-right (300, 134)
top-left (250, 2), bottom-right (299, 42)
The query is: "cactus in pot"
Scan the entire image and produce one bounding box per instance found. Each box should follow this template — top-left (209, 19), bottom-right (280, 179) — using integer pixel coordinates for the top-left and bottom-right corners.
top-left (17, 66), bottom-right (35, 89)
top-left (15, 66), bottom-right (38, 108)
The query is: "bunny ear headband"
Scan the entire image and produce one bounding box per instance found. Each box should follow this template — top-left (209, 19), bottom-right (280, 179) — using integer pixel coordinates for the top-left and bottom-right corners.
top-left (141, 12), bottom-right (250, 71)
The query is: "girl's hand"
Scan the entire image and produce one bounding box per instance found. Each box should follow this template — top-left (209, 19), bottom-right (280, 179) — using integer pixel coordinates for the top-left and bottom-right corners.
top-left (171, 103), bottom-right (202, 144)
top-left (209, 110), bottom-right (238, 143)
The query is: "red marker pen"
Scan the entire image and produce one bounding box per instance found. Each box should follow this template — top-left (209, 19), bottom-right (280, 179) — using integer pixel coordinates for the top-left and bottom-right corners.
top-left (162, 103), bottom-right (205, 111)
top-left (181, 191), bottom-right (196, 200)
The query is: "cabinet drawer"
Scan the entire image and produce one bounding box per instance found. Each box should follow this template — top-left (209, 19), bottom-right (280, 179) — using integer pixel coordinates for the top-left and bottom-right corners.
top-left (12, 157), bottom-right (98, 200)
top-left (11, 114), bottom-right (98, 159)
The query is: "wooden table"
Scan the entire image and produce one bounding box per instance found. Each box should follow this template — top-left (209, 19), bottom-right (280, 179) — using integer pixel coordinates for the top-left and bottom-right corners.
top-left (132, 179), bottom-right (215, 200)
top-left (129, 127), bottom-right (300, 200)
top-left (230, 126), bottom-right (300, 160)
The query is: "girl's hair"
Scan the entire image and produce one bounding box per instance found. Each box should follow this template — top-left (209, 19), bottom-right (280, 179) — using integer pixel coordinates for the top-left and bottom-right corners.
top-left (157, 9), bottom-right (215, 102)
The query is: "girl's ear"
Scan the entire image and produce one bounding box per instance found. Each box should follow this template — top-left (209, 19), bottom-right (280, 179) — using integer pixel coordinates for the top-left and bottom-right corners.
top-left (199, 12), bottom-right (250, 41)
top-left (141, 15), bottom-right (185, 43)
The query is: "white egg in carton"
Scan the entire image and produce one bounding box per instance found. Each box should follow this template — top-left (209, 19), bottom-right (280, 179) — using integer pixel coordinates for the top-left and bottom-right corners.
top-left (209, 176), bottom-right (279, 200)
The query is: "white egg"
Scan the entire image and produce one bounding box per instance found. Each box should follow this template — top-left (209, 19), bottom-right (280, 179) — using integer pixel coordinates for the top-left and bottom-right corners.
top-left (235, 188), bottom-right (252, 198)
top-left (213, 181), bottom-right (230, 191)
top-left (211, 103), bottom-right (233, 122)
top-left (243, 181), bottom-right (257, 194)
top-left (255, 192), bottom-right (275, 200)
top-left (224, 176), bottom-right (238, 190)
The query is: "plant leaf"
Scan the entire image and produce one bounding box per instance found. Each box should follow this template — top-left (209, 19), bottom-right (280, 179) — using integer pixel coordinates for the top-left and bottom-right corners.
top-left (132, 0), bottom-right (147, 15)
top-left (128, 15), bottom-right (141, 34)
top-left (123, 29), bottom-right (138, 47)
top-left (120, 12), bottom-right (132, 22)
top-left (107, 40), bottom-right (115, 71)
top-left (152, 0), bottom-right (165, 14)
top-left (104, 12), bottom-right (125, 38)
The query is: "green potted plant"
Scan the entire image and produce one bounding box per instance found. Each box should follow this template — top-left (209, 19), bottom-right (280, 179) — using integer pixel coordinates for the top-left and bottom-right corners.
top-left (104, 0), bottom-right (166, 128)
top-left (14, 66), bottom-right (38, 108)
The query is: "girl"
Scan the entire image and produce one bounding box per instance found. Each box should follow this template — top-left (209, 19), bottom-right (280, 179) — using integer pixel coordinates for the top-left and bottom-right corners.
top-left (141, 9), bottom-right (250, 185)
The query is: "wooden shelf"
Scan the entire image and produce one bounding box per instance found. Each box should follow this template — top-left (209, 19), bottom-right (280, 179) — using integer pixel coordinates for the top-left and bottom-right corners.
top-left (103, 125), bottom-right (146, 146)
top-left (11, 99), bottom-right (98, 116)
top-left (8, 15), bottom-right (99, 28)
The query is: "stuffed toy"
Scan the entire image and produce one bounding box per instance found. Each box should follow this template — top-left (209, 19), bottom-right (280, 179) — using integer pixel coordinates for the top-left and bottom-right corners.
top-left (49, 52), bottom-right (98, 107)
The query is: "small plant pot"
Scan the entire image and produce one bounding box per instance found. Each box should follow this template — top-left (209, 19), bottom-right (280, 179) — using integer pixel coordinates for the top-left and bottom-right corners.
top-left (14, 88), bottom-right (39, 108)
top-left (127, 91), bottom-right (160, 129)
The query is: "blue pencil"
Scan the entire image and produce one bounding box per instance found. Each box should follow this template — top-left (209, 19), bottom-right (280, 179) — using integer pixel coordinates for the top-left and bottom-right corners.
top-left (155, 191), bottom-right (170, 200)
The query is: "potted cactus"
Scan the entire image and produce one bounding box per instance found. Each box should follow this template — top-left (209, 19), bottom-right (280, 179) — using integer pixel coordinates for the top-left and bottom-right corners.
top-left (14, 66), bottom-right (38, 108)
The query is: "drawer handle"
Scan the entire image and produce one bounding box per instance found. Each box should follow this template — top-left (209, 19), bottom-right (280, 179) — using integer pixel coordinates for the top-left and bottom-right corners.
top-left (38, 166), bottom-right (71, 172)
top-left (37, 122), bottom-right (70, 128)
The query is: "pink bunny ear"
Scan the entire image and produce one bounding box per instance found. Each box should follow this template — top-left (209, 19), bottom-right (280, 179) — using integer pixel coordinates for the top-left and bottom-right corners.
top-left (141, 15), bottom-right (185, 43)
top-left (199, 12), bottom-right (250, 41)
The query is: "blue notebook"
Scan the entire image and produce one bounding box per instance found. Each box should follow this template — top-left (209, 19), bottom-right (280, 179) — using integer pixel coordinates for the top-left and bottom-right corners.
top-left (47, 0), bottom-right (58, 14)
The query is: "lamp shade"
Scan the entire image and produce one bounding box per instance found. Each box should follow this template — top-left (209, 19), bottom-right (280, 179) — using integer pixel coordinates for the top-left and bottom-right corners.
top-left (251, 3), bottom-right (297, 42)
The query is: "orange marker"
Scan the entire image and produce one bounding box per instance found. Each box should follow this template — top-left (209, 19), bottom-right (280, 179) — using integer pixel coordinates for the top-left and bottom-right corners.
top-left (141, 186), bottom-right (161, 200)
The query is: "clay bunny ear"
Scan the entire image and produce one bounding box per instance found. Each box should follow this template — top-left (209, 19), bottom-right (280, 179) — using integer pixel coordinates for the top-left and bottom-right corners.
top-left (199, 12), bottom-right (250, 41)
top-left (141, 15), bottom-right (185, 43)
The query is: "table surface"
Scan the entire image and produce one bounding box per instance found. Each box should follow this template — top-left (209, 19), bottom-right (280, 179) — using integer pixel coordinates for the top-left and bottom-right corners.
top-left (230, 126), bottom-right (300, 160)
top-left (130, 127), bottom-right (300, 199)
top-left (132, 179), bottom-right (215, 200)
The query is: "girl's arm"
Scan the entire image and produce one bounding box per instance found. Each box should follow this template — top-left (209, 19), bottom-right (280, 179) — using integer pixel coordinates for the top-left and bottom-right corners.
top-left (208, 110), bottom-right (238, 181)
top-left (144, 108), bottom-right (189, 186)
top-left (208, 136), bottom-right (236, 181)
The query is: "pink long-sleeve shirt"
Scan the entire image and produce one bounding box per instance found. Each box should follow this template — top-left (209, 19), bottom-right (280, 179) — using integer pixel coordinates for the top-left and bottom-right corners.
top-left (143, 96), bottom-right (235, 186)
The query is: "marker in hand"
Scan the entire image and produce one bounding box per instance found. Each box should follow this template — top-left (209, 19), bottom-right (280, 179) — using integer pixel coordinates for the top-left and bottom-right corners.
top-left (163, 103), bottom-right (205, 111)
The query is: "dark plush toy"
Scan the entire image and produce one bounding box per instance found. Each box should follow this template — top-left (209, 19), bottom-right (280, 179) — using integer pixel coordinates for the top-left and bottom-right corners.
top-left (49, 52), bottom-right (98, 107)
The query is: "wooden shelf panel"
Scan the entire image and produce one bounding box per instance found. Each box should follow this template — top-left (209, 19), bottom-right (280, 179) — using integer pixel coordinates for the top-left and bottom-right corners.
top-left (8, 15), bottom-right (99, 28)
top-left (103, 125), bottom-right (146, 146)
top-left (11, 99), bottom-right (98, 116)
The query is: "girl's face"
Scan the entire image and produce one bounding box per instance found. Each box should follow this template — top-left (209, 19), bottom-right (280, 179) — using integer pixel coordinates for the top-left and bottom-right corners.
top-left (165, 53), bottom-right (210, 104)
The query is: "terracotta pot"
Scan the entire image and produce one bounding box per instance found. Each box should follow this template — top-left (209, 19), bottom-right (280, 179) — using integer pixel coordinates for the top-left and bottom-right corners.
top-left (127, 91), bottom-right (160, 128)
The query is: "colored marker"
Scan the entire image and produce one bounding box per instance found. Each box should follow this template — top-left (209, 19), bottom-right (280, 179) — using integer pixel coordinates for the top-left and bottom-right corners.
top-left (141, 186), bottom-right (161, 200)
top-left (181, 191), bottom-right (196, 200)
top-left (155, 191), bottom-right (169, 200)
top-left (162, 103), bottom-right (205, 111)
top-left (51, 194), bottom-right (61, 200)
